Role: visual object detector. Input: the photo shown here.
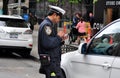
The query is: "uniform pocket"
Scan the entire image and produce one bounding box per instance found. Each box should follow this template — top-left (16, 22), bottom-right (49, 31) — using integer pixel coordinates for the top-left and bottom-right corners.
top-left (40, 54), bottom-right (50, 65)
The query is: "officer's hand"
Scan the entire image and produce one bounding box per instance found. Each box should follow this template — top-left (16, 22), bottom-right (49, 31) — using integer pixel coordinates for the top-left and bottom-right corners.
top-left (57, 31), bottom-right (65, 39)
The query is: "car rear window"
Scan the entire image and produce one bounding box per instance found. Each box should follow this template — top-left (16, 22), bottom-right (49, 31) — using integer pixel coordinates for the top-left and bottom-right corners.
top-left (0, 18), bottom-right (28, 28)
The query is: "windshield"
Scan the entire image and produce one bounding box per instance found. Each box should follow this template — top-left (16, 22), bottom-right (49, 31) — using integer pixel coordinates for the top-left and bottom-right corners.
top-left (0, 18), bottom-right (28, 28)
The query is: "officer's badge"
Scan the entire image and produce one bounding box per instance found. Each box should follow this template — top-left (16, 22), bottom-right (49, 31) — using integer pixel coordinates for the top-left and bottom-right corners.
top-left (45, 26), bottom-right (52, 35)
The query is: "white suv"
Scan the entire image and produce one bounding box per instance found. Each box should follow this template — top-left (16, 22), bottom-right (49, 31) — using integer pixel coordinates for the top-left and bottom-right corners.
top-left (0, 15), bottom-right (33, 57)
top-left (61, 18), bottom-right (120, 78)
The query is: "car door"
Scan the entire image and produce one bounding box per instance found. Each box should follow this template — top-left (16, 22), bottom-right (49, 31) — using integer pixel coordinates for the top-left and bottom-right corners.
top-left (108, 23), bottom-right (120, 78)
top-left (110, 57), bottom-right (120, 78)
top-left (70, 54), bottom-right (114, 78)
top-left (102, 19), bottom-right (120, 78)
top-left (69, 19), bottom-right (120, 78)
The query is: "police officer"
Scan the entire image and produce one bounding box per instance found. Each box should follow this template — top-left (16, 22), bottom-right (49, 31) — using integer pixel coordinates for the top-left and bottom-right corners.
top-left (38, 5), bottom-right (66, 78)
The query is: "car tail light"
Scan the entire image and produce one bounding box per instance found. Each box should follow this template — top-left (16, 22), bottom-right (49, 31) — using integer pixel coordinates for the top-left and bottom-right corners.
top-left (23, 30), bottom-right (33, 34)
top-left (29, 44), bottom-right (32, 47)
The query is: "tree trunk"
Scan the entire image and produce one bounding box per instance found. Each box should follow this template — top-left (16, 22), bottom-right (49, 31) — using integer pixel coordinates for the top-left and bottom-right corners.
top-left (2, 0), bottom-right (9, 15)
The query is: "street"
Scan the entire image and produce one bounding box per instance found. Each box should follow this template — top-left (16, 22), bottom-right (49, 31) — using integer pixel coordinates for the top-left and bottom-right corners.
top-left (0, 52), bottom-right (45, 78)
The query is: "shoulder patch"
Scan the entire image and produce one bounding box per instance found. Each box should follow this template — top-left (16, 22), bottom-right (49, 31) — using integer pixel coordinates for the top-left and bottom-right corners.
top-left (44, 26), bottom-right (52, 35)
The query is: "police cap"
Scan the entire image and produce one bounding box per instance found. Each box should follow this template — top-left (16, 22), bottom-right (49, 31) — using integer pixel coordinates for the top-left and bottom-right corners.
top-left (48, 5), bottom-right (66, 18)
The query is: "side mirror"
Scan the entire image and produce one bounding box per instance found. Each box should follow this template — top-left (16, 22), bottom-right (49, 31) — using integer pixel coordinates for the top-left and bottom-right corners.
top-left (78, 43), bottom-right (87, 54)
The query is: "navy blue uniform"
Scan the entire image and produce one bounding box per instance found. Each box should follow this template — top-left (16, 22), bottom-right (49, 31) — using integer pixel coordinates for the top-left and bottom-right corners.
top-left (38, 17), bottom-right (64, 78)
top-left (71, 16), bottom-right (80, 28)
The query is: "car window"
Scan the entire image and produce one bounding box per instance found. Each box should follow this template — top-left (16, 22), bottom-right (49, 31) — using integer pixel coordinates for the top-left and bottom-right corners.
top-left (0, 18), bottom-right (28, 28)
top-left (88, 21), bottom-right (120, 56)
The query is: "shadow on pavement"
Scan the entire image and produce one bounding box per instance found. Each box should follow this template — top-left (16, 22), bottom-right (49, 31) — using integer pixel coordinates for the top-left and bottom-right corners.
top-left (0, 51), bottom-right (39, 62)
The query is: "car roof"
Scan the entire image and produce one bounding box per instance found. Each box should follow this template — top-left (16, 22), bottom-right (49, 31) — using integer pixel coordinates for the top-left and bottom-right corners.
top-left (0, 15), bottom-right (23, 20)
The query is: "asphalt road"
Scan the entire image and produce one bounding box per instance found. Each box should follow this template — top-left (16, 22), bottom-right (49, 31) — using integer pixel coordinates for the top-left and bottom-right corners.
top-left (0, 52), bottom-right (45, 78)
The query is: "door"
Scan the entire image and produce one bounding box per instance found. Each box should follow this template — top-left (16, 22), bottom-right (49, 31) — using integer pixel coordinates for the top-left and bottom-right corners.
top-left (69, 19), bottom-right (120, 78)
top-left (110, 57), bottom-right (120, 78)
top-left (108, 22), bottom-right (120, 78)
top-left (70, 54), bottom-right (114, 78)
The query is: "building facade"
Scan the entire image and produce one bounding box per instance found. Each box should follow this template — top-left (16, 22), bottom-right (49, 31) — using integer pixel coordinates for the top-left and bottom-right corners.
top-left (94, 0), bottom-right (120, 25)
top-left (8, 0), bottom-right (29, 15)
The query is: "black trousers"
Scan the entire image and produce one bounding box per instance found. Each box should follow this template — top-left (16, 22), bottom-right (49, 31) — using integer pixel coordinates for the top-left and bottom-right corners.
top-left (40, 60), bottom-right (64, 78)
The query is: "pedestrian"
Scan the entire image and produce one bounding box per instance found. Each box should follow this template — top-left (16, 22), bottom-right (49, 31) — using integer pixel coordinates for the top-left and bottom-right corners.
top-left (75, 17), bottom-right (87, 44)
top-left (28, 12), bottom-right (38, 31)
top-left (70, 12), bottom-right (81, 42)
top-left (71, 12), bottom-right (81, 28)
top-left (88, 12), bottom-right (94, 29)
top-left (38, 5), bottom-right (67, 78)
top-left (88, 12), bottom-right (94, 37)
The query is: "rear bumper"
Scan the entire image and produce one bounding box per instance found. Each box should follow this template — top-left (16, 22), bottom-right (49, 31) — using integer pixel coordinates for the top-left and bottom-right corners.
top-left (0, 39), bottom-right (33, 49)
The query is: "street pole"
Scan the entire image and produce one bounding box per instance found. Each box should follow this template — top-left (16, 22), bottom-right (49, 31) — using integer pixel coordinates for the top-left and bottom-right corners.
top-left (18, 0), bottom-right (21, 15)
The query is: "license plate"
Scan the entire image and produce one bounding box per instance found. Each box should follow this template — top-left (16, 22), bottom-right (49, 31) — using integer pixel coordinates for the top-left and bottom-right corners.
top-left (10, 33), bottom-right (18, 38)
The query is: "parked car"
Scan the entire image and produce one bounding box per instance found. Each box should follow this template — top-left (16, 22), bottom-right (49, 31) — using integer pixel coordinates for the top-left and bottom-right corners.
top-left (0, 15), bottom-right (33, 57)
top-left (61, 18), bottom-right (120, 78)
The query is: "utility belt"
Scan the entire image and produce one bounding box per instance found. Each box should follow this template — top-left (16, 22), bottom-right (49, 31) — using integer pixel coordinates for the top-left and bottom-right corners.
top-left (40, 54), bottom-right (50, 66)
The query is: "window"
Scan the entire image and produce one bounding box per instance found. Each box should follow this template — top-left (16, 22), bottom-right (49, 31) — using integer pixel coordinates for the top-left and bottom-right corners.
top-left (88, 21), bottom-right (120, 56)
top-left (0, 18), bottom-right (28, 28)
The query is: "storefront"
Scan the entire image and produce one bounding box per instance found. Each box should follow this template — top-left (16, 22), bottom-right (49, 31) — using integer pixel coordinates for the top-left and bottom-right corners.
top-left (104, 0), bottom-right (120, 24)
top-left (94, 0), bottom-right (120, 25)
